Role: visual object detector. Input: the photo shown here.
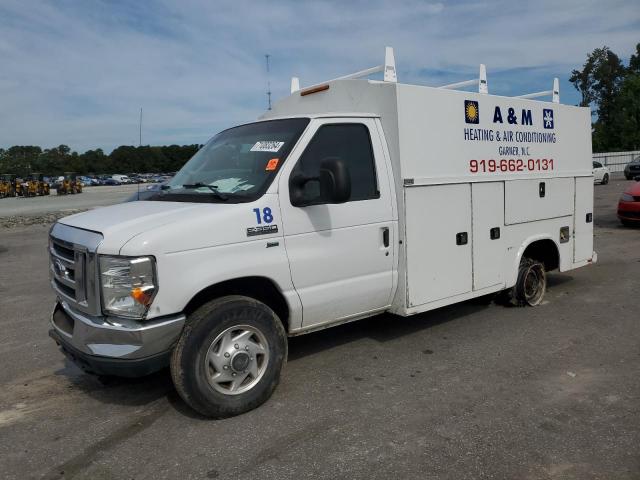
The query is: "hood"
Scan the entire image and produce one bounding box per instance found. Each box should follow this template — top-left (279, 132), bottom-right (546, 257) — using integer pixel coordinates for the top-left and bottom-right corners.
top-left (60, 201), bottom-right (205, 237)
top-left (58, 195), bottom-right (281, 255)
top-left (624, 180), bottom-right (640, 196)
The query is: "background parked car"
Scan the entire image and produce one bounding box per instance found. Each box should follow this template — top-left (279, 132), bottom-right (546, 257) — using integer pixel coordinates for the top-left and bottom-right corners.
top-left (617, 178), bottom-right (640, 226)
top-left (624, 156), bottom-right (640, 180)
top-left (124, 182), bottom-right (165, 201)
top-left (111, 174), bottom-right (133, 184)
top-left (592, 161), bottom-right (610, 184)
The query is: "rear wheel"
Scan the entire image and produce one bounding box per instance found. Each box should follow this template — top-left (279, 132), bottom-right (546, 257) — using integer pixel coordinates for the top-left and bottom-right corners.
top-left (602, 173), bottom-right (609, 185)
top-left (171, 295), bottom-right (287, 418)
top-left (499, 257), bottom-right (547, 307)
top-left (514, 257), bottom-right (546, 306)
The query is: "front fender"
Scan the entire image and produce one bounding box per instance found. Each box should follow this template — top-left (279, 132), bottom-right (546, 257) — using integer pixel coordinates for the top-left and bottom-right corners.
top-left (144, 239), bottom-right (302, 329)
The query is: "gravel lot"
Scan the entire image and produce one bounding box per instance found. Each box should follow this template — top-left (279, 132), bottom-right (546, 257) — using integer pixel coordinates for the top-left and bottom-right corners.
top-left (0, 179), bottom-right (638, 479)
top-left (0, 185), bottom-right (140, 227)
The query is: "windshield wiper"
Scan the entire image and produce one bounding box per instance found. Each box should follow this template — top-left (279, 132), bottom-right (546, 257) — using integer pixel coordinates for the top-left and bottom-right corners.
top-left (181, 183), bottom-right (229, 201)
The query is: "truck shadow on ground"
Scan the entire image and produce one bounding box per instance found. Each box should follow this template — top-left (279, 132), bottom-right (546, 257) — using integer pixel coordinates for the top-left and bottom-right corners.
top-left (57, 274), bottom-right (574, 417)
top-left (58, 298), bottom-right (496, 414)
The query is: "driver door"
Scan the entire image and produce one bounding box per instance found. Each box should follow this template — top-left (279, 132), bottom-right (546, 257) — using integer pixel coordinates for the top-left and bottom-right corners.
top-left (278, 118), bottom-right (395, 329)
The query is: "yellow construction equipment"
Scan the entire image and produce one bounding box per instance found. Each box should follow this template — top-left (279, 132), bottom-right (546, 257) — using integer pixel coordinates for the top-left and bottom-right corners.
top-left (56, 172), bottom-right (82, 195)
top-left (0, 174), bottom-right (18, 198)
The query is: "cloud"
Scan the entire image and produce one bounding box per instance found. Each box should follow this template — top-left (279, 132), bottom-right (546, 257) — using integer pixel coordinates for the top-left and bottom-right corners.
top-left (0, 0), bottom-right (638, 152)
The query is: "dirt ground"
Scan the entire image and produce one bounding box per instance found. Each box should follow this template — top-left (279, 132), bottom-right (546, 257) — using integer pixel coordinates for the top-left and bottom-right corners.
top-left (0, 178), bottom-right (638, 480)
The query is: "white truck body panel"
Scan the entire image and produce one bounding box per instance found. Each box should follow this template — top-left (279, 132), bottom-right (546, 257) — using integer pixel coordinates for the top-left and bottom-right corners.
top-left (471, 182), bottom-right (505, 291)
top-left (57, 77), bottom-right (594, 334)
top-left (263, 79), bottom-right (594, 320)
top-left (404, 183), bottom-right (472, 306)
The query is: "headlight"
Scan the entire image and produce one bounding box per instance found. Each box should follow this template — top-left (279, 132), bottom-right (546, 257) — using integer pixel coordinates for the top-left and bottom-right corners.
top-left (99, 255), bottom-right (157, 318)
top-left (620, 193), bottom-right (634, 202)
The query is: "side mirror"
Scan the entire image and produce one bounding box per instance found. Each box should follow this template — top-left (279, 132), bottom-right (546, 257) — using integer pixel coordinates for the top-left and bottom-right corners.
top-left (319, 157), bottom-right (351, 204)
top-left (290, 157), bottom-right (351, 207)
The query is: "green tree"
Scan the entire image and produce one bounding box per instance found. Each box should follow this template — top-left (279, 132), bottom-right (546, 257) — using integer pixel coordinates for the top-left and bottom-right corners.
top-left (0, 143), bottom-right (200, 176)
top-left (613, 73), bottom-right (640, 151)
top-left (570, 44), bottom-right (639, 152)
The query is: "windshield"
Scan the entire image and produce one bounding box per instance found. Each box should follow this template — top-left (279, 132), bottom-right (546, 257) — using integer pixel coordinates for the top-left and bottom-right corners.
top-left (151, 118), bottom-right (309, 203)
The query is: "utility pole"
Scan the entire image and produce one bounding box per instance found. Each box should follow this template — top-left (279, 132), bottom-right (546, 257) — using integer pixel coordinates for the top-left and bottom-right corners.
top-left (265, 54), bottom-right (272, 110)
top-left (139, 107), bottom-right (143, 146)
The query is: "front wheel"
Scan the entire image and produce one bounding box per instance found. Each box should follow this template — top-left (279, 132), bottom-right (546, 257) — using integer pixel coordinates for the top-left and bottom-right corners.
top-left (170, 295), bottom-right (287, 418)
top-left (602, 173), bottom-right (609, 185)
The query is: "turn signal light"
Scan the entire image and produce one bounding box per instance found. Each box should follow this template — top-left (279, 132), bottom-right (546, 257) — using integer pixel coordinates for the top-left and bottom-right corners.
top-left (131, 286), bottom-right (155, 306)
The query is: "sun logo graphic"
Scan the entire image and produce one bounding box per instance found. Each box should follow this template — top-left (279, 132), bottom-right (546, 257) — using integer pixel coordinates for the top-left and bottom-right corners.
top-left (465, 100), bottom-right (479, 124)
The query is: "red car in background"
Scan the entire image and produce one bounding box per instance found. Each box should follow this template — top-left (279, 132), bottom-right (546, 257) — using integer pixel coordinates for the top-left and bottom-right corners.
top-left (618, 179), bottom-right (640, 226)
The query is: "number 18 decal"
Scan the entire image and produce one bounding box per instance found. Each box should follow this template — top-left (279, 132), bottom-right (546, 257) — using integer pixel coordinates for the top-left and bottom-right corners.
top-left (253, 207), bottom-right (274, 224)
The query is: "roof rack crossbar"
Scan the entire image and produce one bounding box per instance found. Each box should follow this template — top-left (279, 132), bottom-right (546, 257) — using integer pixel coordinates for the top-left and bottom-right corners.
top-left (290, 46), bottom-right (397, 94)
top-left (437, 64), bottom-right (488, 94)
top-left (517, 78), bottom-right (560, 103)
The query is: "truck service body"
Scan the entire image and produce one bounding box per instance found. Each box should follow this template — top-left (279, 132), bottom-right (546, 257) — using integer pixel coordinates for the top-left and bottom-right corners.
top-left (48, 48), bottom-right (595, 416)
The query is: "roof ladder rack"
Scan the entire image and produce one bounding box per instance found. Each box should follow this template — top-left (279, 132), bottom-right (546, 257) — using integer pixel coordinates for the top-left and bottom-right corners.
top-left (517, 78), bottom-right (560, 103)
top-left (437, 64), bottom-right (488, 94)
top-left (291, 46), bottom-right (397, 94)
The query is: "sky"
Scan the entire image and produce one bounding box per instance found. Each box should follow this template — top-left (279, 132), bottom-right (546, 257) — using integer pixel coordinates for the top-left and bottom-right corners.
top-left (0, 0), bottom-right (639, 153)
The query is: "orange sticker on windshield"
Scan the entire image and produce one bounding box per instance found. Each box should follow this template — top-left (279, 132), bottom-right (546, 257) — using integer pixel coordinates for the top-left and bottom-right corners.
top-left (266, 158), bottom-right (279, 171)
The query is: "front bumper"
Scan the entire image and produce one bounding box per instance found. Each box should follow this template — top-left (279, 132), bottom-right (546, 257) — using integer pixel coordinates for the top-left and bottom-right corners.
top-left (50, 301), bottom-right (185, 377)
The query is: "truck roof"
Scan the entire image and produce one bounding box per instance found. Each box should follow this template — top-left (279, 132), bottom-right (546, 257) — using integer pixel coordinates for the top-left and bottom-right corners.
top-left (262, 47), bottom-right (592, 184)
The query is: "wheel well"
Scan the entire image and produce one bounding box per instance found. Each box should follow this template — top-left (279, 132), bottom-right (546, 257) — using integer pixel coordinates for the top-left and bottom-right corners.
top-left (522, 239), bottom-right (560, 272)
top-left (183, 277), bottom-right (290, 331)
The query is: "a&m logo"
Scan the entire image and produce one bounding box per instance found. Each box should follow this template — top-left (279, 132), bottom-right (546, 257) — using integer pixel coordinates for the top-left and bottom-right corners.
top-left (464, 100), bottom-right (479, 124)
top-left (543, 108), bottom-right (554, 129)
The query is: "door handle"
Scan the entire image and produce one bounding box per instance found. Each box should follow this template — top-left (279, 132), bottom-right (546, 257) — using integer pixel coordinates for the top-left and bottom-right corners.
top-left (456, 232), bottom-right (468, 245)
top-left (490, 227), bottom-right (500, 240)
top-left (382, 227), bottom-right (390, 248)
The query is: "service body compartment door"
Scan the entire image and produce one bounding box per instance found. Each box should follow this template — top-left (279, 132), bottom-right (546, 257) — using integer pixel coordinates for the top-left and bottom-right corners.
top-left (472, 182), bottom-right (505, 290)
top-left (574, 176), bottom-right (594, 262)
top-left (504, 177), bottom-right (574, 225)
top-left (405, 184), bottom-right (472, 307)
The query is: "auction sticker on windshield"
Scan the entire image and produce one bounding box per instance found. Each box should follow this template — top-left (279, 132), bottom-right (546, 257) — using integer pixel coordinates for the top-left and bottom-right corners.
top-left (250, 141), bottom-right (285, 152)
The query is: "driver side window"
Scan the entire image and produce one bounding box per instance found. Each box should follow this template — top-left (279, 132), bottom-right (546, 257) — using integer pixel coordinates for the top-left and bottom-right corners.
top-left (291, 123), bottom-right (380, 204)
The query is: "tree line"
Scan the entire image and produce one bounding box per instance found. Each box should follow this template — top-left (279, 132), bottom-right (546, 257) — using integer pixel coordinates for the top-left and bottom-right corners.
top-left (570, 42), bottom-right (640, 152)
top-left (0, 144), bottom-right (201, 177)
top-left (1, 41), bottom-right (638, 176)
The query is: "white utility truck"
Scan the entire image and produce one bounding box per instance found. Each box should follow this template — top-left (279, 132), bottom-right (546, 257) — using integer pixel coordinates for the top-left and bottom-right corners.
top-left (48, 48), bottom-right (595, 417)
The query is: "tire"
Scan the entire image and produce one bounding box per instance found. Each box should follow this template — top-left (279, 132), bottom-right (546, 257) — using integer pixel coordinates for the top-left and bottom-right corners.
top-left (170, 295), bottom-right (287, 418)
top-left (513, 257), bottom-right (546, 306)
top-left (602, 173), bottom-right (609, 185)
top-left (495, 257), bottom-right (547, 307)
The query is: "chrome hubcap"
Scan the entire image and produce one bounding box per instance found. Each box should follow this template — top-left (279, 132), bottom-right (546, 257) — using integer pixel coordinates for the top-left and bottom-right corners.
top-left (205, 325), bottom-right (269, 395)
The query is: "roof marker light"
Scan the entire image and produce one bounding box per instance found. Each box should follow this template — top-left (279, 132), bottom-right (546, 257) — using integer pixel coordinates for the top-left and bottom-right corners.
top-left (300, 84), bottom-right (329, 96)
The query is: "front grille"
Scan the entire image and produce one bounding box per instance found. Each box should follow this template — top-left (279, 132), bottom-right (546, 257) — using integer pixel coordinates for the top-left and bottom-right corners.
top-left (618, 210), bottom-right (640, 219)
top-left (49, 224), bottom-right (103, 316)
top-left (49, 236), bottom-right (85, 303)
